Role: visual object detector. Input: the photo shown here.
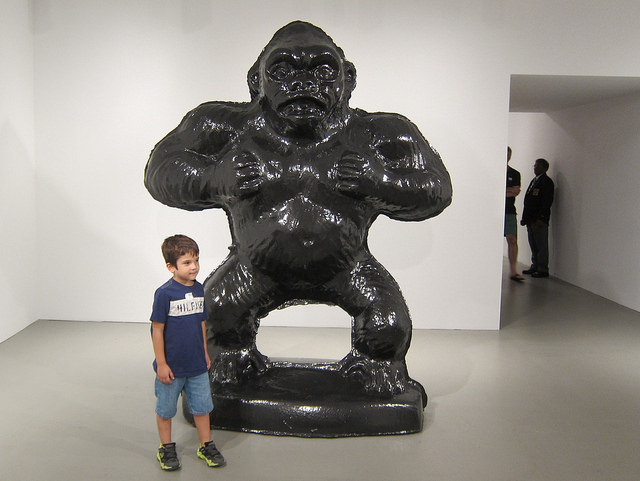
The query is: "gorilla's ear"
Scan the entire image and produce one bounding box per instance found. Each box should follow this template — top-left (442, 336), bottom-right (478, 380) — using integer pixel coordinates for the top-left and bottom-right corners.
top-left (343, 60), bottom-right (357, 93)
top-left (247, 59), bottom-right (261, 101)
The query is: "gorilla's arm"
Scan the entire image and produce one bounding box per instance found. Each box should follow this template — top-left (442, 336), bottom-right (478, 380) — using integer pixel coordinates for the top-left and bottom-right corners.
top-left (144, 102), bottom-right (252, 210)
top-left (337, 113), bottom-right (452, 221)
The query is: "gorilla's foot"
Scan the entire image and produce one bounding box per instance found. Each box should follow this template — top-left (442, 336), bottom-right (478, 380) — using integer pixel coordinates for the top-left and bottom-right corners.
top-left (338, 352), bottom-right (409, 397)
top-left (211, 347), bottom-right (269, 385)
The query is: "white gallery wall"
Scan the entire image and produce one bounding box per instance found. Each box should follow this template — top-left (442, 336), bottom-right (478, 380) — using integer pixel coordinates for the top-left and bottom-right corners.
top-left (509, 91), bottom-right (640, 312)
top-left (30, 0), bottom-right (512, 331)
top-left (4, 0), bottom-right (640, 343)
top-left (1, 0), bottom-right (37, 342)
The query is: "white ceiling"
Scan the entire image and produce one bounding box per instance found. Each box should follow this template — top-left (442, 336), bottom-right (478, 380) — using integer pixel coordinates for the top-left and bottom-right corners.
top-left (509, 75), bottom-right (640, 112)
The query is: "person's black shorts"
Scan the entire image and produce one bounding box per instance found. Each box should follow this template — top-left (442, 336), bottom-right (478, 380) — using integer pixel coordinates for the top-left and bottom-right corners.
top-left (504, 214), bottom-right (517, 237)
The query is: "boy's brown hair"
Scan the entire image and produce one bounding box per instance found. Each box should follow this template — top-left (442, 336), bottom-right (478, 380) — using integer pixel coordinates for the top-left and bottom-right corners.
top-left (161, 235), bottom-right (199, 266)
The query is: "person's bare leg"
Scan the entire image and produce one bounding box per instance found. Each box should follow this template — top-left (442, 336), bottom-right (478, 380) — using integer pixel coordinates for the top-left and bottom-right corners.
top-left (193, 414), bottom-right (211, 445)
top-left (506, 234), bottom-right (519, 276)
top-left (156, 414), bottom-right (172, 445)
top-left (506, 234), bottom-right (524, 280)
top-left (194, 413), bottom-right (226, 467)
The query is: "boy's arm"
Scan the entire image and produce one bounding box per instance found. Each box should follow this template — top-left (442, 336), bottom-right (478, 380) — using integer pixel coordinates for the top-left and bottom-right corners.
top-left (152, 321), bottom-right (174, 384)
top-left (202, 321), bottom-right (211, 369)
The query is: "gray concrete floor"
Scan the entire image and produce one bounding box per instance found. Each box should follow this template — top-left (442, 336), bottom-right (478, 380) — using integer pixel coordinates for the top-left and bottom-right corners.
top-left (1, 262), bottom-right (639, 480)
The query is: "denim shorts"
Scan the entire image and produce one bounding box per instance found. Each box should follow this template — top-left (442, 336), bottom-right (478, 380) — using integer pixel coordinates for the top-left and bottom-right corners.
top-left (155, 371), bottom-right (213, 419)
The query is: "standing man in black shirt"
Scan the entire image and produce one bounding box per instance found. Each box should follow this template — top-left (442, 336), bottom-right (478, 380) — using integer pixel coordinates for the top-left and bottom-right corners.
top-left (521, 158), bottom-right (554, 278)
top-left (505, 147), bottom-right (524, 282)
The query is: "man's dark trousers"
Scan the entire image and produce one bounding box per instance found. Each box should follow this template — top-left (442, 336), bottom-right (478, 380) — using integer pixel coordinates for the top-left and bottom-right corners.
top-left (526, 222), bottom-right (549, 274)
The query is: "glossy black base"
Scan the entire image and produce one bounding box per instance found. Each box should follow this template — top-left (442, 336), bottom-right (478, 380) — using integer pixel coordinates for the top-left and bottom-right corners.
top-left (183, 361), bottom-right (425, 437)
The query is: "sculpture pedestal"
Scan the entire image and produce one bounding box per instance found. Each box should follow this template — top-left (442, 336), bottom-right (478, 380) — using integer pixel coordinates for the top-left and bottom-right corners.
top-left (183, 360), bottom-right (425, 437)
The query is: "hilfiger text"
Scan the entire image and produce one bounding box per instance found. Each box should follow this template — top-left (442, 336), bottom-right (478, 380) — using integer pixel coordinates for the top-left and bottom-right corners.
top-left (168, 297), bottom-right (204, 316)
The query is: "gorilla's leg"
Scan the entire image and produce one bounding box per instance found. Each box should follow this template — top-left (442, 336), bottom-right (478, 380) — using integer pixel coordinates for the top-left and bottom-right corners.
top-left (341, 256), bottom-right (412, 360)
top-left (332, 255), bottom-right (416, 396)
top-left (204, 255), bottom-right (281, 384)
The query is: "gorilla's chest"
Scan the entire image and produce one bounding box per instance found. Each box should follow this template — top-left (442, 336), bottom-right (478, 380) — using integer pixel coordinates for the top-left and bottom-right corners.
top-left (240, 135), bottom-right (369, 212)
top-left (231, 141), bottom-right (372, 274)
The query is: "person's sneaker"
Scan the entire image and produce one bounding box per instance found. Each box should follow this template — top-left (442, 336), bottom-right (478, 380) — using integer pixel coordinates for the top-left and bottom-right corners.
top-left (197, 441), bottom-right (226, 467)
top-left (157, 442), bottom-right (181, 471)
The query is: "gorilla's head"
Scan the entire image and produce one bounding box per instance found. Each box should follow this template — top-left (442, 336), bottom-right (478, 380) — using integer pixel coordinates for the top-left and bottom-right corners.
top-left (248, 22), bottom-right (356, 131)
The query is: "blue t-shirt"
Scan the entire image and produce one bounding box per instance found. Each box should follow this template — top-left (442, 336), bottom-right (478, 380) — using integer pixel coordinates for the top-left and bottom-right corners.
top-left (150, 278), bottom-right (208, 378)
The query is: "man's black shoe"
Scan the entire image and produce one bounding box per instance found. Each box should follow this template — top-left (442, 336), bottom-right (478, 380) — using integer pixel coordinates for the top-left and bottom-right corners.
top-left (531, 271), bottom-right (549, 278)
top-left (522, 268), bottom-right (536, 275)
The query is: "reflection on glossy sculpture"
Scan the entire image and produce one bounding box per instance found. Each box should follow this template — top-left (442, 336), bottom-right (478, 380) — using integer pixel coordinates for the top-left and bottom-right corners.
top-left (145, 21), bottom-right (452, 436)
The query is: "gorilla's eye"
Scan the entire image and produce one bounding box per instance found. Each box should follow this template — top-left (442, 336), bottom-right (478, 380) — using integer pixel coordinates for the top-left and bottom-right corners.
top-left (268, 62), bottom-right (294, 81)
top-left (313, 64), bottom-right (338, 81)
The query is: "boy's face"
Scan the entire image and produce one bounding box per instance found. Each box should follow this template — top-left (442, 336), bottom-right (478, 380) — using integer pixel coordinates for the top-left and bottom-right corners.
top-left (167, 252), bottom-right (200, 286)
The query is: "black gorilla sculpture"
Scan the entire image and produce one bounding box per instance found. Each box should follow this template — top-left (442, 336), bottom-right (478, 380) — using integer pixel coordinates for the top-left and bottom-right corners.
top-left (145, 21), bottom-right (452, 400)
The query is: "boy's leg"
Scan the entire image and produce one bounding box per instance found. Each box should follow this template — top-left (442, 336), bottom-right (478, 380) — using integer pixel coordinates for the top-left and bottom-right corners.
top-left (154, 376), bottom-right (184, 441)
top-left (184, 372), bottom-right (226, 467)
top-left (154, 376), bottom-right (184, 470)
top-left (193, 413), bottom-right (211, 445)
top-left (156, 414), bottom-right (172, 444)
top-left (183, 372), bottom-right (214, 442)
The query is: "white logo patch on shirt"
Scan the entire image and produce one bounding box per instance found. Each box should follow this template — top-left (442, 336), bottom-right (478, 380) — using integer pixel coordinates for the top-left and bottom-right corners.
top-left (168, 296), bottom-right (204, 316)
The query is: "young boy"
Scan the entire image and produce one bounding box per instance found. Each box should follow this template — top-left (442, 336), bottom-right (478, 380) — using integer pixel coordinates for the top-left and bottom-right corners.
top-left (151, 234), bottom-right (225, 471)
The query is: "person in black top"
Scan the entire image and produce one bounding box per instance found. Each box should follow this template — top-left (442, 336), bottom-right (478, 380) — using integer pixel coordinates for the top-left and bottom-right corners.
top-left (521, 158), bottom-right (554, 277)
top-left (505, 147), bottom-right (524, 282)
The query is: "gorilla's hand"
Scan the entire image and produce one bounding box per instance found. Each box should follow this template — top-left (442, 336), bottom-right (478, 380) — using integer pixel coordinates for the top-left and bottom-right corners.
top-left (334, 152), bottom-right (383, 197)
top-left (233, 151), bottom-right (264, 197)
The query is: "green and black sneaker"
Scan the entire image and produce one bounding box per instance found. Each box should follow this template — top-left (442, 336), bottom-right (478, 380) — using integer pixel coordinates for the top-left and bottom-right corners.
top-left (157, 442), bottom-right (181, 471)
top-left (197, 441), bottom-right (226, 467)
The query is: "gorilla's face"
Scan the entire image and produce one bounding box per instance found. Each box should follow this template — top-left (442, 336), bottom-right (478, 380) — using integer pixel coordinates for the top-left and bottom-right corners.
top-left (261, 42), bottom-right (347, 125)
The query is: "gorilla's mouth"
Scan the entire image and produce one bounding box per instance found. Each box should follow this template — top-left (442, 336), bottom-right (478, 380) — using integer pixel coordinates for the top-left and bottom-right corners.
top-left (279, 97), bottom-right (327, 118)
